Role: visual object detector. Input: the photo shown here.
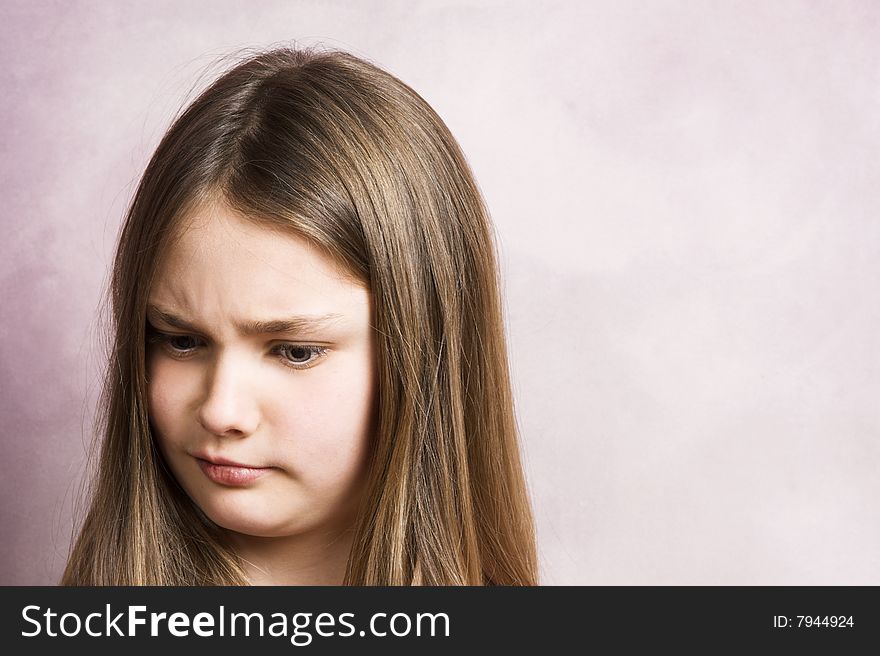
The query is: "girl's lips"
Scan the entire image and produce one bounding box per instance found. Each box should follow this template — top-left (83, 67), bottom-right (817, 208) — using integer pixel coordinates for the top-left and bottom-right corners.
top-left (196, 458), bottom-right (273, 486)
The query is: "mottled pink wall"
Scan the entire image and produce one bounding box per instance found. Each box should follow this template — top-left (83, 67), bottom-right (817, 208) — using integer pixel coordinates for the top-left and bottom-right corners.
top-left (1, 1), bottom-right (878, 584)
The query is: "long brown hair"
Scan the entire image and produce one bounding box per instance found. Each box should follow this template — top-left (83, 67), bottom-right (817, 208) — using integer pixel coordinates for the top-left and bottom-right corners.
top-left (62, 45), bottom-right (537, 585)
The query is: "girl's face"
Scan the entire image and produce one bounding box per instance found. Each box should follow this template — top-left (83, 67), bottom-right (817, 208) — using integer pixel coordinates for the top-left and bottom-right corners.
top-left (146, 202), bottom-right (376, 539)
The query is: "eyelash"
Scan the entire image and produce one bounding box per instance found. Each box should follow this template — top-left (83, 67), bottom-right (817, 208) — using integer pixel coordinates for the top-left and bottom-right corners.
top-left (146, 331), bottom-right (328, 371)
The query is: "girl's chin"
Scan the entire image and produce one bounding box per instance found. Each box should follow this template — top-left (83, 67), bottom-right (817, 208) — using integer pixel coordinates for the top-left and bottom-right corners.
top-left (197, 504), bottom-right (306, 539)
top-left (213, 519), bottom-right (295, 539)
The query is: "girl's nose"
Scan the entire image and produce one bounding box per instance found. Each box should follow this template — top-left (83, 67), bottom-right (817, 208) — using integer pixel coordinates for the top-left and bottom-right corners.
top-left (197, 355), bottom-right (260, 438)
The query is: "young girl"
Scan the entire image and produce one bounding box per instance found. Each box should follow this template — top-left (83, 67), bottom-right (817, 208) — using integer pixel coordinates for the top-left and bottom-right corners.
top-left (62, 46), bottom-right (537, 586)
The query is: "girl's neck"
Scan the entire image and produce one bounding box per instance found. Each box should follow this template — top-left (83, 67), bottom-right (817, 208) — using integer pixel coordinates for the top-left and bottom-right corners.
top-left (224, 527), bottom-right (355, 586)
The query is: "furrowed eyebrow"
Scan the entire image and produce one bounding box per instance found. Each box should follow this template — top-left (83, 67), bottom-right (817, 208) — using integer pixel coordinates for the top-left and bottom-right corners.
top-left (146, 305), bottom-right (345, 336)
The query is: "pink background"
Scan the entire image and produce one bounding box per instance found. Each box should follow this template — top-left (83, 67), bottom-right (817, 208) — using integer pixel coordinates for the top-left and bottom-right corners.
top-left (1, 0), bottom-right (878, 584)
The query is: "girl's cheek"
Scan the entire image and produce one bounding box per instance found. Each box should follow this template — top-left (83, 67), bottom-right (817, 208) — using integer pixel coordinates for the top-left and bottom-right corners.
top-left (147, 359), bottom-right (188, 440)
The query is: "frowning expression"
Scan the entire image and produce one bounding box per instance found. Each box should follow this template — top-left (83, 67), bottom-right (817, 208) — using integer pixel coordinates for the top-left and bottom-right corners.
top-left (145, 201), bottom-right (377, 538)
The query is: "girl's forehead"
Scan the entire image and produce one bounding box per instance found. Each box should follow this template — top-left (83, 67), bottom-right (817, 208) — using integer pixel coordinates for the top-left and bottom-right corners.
top-left (151, 204), bottom-right (370, 322)
top-left (165, 205), bottom-right (339, 282)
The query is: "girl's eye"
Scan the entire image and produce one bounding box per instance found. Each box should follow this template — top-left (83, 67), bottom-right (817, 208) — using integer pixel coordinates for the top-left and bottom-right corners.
top-left (274, 344), bottom-right (328, 370)
top-left (147, 329), bottom-right (327, 371)
top-left (167, 335), bottom-right (201, 352)
top-left (147, 331), bottom-right (203, 355)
